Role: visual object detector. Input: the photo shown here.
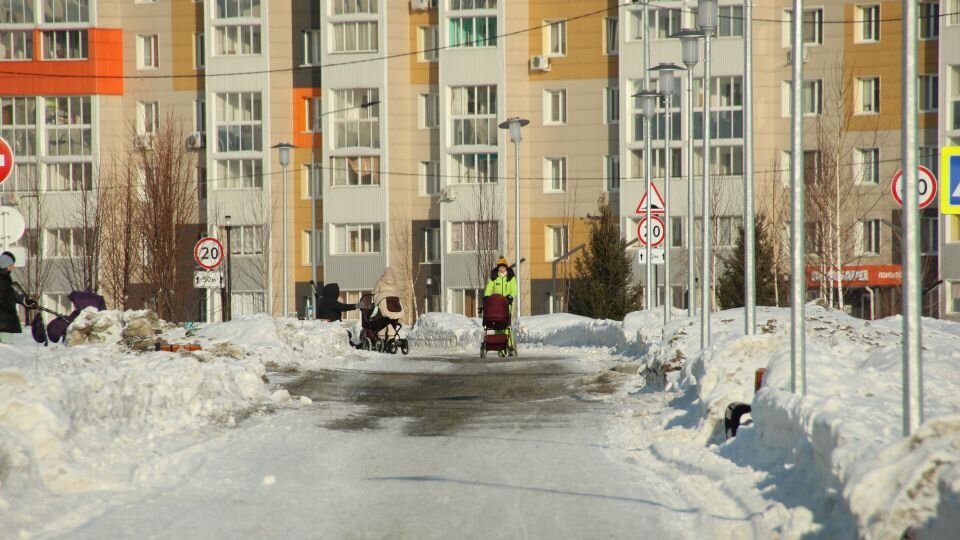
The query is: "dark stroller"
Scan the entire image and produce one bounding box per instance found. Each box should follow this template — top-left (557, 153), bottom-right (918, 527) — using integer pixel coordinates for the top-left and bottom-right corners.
top-left (353, 293), bottom-right (409, 354)
top-left (21, 289), bottom-right (107, 345)
top-left (480, 294), bottom-right (515, 358)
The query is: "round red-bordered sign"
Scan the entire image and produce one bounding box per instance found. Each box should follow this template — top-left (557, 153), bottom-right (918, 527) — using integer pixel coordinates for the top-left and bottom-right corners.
top-left (891, 166), bottom-right (937, 209)
top-left (637, 216), bottom-right (666, 247)
top-left (194, 237), bottom-right (225, 270)
top-left (0, 136), bottom-right (15, 185)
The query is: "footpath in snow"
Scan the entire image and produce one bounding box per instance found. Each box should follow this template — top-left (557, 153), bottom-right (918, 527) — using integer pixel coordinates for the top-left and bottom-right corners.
top-left (1, 305), bottom-right (958, 538)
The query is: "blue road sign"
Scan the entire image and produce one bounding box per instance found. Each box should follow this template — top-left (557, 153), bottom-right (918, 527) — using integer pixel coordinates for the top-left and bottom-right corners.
top-left (942, 147), bottom-right (960, 214)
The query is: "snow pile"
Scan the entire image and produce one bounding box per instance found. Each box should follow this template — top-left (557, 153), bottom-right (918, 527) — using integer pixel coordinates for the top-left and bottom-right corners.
top-left (518, 313), bottom-right (625, 348)
top-left (407, 312), bottom-right (482, 348)
top-left (639, 304), bottom-right (960, 537)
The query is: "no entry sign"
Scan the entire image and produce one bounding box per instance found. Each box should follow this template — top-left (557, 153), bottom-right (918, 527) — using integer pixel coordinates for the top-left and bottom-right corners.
top-left (0, 136), bottom-right (15, 185)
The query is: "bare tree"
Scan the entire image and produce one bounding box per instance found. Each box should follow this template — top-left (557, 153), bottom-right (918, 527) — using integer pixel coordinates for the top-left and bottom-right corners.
top-left (64, 162), bottom-right (105, 292)
top-left (459, 181), bottom-right (504, 293)
top-left (9, 165), bottom-right (51, 306)
top-left (100, 150), bottom-right (141, 311)
top-left (134, 113), bottom-right (198, 321)
top-left (390, 218), bottom-right (420, 324)
top-left (759, 155), bottom-right (791, 307)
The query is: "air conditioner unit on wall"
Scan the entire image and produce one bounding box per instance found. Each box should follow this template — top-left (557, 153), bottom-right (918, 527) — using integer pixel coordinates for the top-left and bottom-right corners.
top-left (185, 131), bottom-right (205, 150)
top-left (411, 0), bottom-right (430, 11)
top-left (786, 47), bottom-right (808, 64)
top-left (530, 55), bottom-right (551, 72)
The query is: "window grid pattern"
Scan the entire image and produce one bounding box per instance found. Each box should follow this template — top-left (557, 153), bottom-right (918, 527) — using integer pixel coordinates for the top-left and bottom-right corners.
top-left (450, 220), bottom-right (498, 252)
top-left (215, 92), bottom-right (263, 153)
top-left (333, 89), bottom-right (379, 148)
top-left (451, 85), bottom-right (497, 146)
top-left (330, 156), bottom-right (380, 186)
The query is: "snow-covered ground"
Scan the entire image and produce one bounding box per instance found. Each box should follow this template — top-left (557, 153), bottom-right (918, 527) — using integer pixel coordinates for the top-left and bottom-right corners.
top-left (1, 305), bottom-right (958, 538)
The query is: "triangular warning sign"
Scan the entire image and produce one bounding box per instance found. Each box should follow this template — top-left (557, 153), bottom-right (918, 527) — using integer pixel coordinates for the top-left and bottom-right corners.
top-left (635, 183), bottom-right (666, 214)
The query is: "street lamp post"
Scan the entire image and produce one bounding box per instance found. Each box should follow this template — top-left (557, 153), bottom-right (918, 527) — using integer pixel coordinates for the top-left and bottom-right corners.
top-left (223, 215), bottom-right (233, 322)
top-left (498, 116), bottom-right (529, 355)
top-left (698, 0), bottom-right (718, 349)
top-left (273, 142), bottom-right (294, 318)
top-left (789, 0), bottom-right (806, 394)
top-left (743, 0), bottom-right (756, 335)
top-left (650, 63), bottom-right (686, 325)
top-left (675, 29), bottom-right (704, 319)
top-left (635, 89), bottom-right (660, 311)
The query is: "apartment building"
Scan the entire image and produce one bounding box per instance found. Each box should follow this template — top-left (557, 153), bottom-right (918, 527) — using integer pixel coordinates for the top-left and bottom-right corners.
top-left (940, 0), bottom-right (960, 321)
top-left (0, 0), bottom-right (948, 324)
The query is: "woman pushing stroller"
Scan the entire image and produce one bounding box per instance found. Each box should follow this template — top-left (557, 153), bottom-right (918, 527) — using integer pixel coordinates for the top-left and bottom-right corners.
top-left (481, 256), bottom-right (518, 356)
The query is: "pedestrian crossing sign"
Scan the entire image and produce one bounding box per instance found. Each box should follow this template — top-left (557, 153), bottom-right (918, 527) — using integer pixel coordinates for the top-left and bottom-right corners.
top-left (943, 146), bottom-right (960, 215)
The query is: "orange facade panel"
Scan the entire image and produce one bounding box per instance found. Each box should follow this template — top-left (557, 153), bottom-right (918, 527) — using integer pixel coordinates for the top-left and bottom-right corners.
top-left (292, 88), bottom-right (323, 150)
top-left (0, 28), bottom-right (123, 96)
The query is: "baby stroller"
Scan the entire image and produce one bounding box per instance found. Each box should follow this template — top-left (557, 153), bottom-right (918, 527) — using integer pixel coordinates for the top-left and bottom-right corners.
top-left (480, 294), bottom-right (515, 358)
top-left (354, 293), bottom-right (410, 354)
top-left (18, 288), bottom-right (107, 345)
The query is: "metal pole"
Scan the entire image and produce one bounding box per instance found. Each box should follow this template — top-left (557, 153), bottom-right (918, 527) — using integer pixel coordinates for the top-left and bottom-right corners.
top-left (901, 0), bottom-right (922, 435)
top-left (664, 90), bottom-right (672, 324)
top-left (687, 68), bottom-right (696, 318)
top-left (790, 0), bottom-right (806, 394)
top-left (514, 139), bottom-right (521, 341)
top-left (743, 0), bottom-right (756, 335)
top-left (701, 32), bottom-right (712, 349)
top-left (310, 150), bottom-right (318, 318)
top-left (643, 0), bottom-right (652, 310)
top-left (282, 164), bottom-right (288, 317)
top-left (225, 226), bottom-right (233, 321)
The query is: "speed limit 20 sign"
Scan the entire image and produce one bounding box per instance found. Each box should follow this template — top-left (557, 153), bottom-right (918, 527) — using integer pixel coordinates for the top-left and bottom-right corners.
top-left (891, 166), bottom-right (937, 209)
top-left (637, 216), bottom-right (666, 247)
top-left (194, 237), bottom-right (225, 270)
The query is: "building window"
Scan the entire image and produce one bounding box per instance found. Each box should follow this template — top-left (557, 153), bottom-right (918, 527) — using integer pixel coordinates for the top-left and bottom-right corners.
top-left (42, 0), bottom-right (89, 23)
top-left (194, 32), bottom-right (205, 68)
top-left (194, 98), bottom-right (206, 134)
top-left (545, 19), bottom-right (566, 56)
top-left (633, 148), bottom-right (683, 180)
top-left (692, 146), bottom-right (744, 177)
top-left (605, 154), bottom-right (619, 192)
top-left (950, 282), bottom-right (960, 314)
top-left (46, 162), bottom-right (92, 191)
top-left (648, 8), bottom-right (681, 40)
top-left (43, 227), bottom-right (85, 257)
top-left (0, 163), bottom-right (39, 192)
top-left (418, 25), bottom-right (438, 62)
top-left (718, 5), bottom-right (743, 38)
top-left (301, 163), bottom-right (321, 199)
top-left (780, 150), bottom-right (822, 185)
top-left (544, 89), bottom-right (566, 125)
top-left (784, 8), bottom-right (823, 45)
top-left (138, 100), bottom-right (158, 136)
top-left (920, 146), bottom-right (938, 178)
top-left (692, 76), bottom-right (742, 140)
top-left (302, 29), bottom-right (321, 66)
top-left (0, 30), bottom-right (33, 60)
top-left (919, 74), bottom-right (938, 112)
top-left (1, 0), bottom-right (34, 23)
top-left (450, 0), bottom-right (496, 9)
top-left (547, 225), bottom-right (568, 260)
top-left (604, 17), bottom-right (618, 54)
top-left (0, 96), bottom-right (38, 158)
top-left (857, 77), bottom-right (880, 114)
top-left (333, 224), bottom-right (381, 254)
top-left (301, 230), bottom-right (316, 266)
top-left (854, 148), bottom-right (880, 185)
top-left (332, 88), bottom-right (379, 148)
top-left (215, 24), bottom-right (261, 56)
top-left (420, 92), bottom-right (439, 129)
top-left (304, 96), bottom-right (321, 132)
top-left (919, 1), bottom-right (939, 39)
top-left (856, 219), bottom-right (881, 255)
top-left (450, 220), bottom-right (498, 252)
top-left (229, 225), bottom-right (265, 255)
top-left (451, 85), bottom-right (497, 146)
top-left (449, 16), bottom-right (496, 48)
top-left (215, 92), bottom-right (262, 152)
top-left (605, 86), bottom-right (619, 124)
top-left (42, 30), bottom-right (88, 60)
top-left (43, 292), bottom-right (71, 315)
top-left (544, 157), bottom-right (566, 192)
top-left (330, 156), bottom-right (380, 186)
top-left (423, 228), bottom-right (440, 263)
top-left (858, 5), bottom-right (880, 42)
top-left (215, 159), bottom-right (263, 189)
top-left (44, 96), bottom-right (92, 157)
top-left (949, 215), bottom-right (960, 243)
top-left (331, 0), bottom-right (378, 15)
top-left (804, 80), bottom-right (822, 115)
top-left (136, 34), bottom-right (158, 68)
top-left (953, 67), bottom-right (960, 130)
top-left (420, 160), bottom-right (440, 195)
top-left (215, 0), bottom-right (260, 18)
top-left (332, 21), bottom-right (378, 53)
top-left (450, 153), bottom-right (497, 184)
top-left (950, 0), bottom-right (960, 26)
top-left (448, 288), bottom-right (481, 317)
top-left (670, 216), bottom-right (682, 248)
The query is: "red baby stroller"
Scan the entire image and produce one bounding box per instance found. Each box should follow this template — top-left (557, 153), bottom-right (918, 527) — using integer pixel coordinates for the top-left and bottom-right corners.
top-left (480, 294), bottom-right (515, 358)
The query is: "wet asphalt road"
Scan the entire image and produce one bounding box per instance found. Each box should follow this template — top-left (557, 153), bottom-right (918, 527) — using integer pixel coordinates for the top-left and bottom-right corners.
top-left (282, 351), bottom-right (626, 437)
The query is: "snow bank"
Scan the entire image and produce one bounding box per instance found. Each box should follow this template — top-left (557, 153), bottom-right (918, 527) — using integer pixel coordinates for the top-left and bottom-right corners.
top-left (406, 312), bottom-right (482, 349)
top-left (646, 304), bottom-right (960, 537)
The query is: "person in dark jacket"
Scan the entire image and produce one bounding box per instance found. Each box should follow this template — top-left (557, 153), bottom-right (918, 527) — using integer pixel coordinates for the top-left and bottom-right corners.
top-left (0, 252), bottom-right (23, 343)
top-left (315, 282), bottom-right (358, 322)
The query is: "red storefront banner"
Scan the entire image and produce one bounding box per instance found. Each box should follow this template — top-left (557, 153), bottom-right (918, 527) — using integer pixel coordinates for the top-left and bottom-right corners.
top-left (805, 265), bottom-right (903, 288)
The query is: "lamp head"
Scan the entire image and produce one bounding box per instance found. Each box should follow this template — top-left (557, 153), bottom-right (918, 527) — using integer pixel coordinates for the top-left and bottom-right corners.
top-left (697, 0), bottom-right (719, 35)
top-left (673, 28), bottom-right (704, 68)
top-left (272, 142), bottom-right (295, 167)
top-left (498, 117), bottom-right (530, 144)
top-left (649, 62), bottom-right (685, 97)
top-left (224, 214), bottom-right (232, 227)
top-left (632, 90), bottom-right (662, 118)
